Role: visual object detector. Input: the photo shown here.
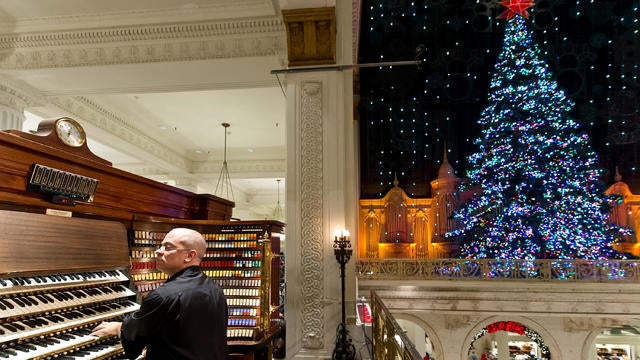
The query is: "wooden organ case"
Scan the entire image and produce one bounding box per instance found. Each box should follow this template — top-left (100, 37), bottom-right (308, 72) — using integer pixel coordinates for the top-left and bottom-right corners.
top-left (129, 216), bottom-right (285, 359)
top-left (0, 119), bottom-right (282, 360)
top-left (0, 210), bottom-right (138, 359)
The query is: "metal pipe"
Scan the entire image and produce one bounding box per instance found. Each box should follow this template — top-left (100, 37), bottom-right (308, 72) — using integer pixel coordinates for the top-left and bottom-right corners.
top-left (270, 60), bottom-right (421, 75)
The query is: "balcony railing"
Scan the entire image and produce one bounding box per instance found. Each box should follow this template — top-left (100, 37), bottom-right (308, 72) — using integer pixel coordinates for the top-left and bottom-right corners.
top-left (371, 290), bottom-right (423, 360)
top-left (357, 258), bottom-right (640, 281)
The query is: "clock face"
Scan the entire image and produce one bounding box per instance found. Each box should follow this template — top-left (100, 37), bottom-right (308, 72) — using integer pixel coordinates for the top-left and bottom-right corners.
top-left (55, 118), bottom-right (86, 147)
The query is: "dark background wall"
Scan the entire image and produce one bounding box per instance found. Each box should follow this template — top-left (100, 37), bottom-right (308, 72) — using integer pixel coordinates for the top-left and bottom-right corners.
top-left (358, 0), bottom-right (640, 198)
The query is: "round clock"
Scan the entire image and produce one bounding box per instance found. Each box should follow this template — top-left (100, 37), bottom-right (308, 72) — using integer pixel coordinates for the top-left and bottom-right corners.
top-left (54, 117), bottom-right (86, 147)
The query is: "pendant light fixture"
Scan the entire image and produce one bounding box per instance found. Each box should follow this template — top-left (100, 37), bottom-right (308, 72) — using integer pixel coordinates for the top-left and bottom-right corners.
top-left (273, 178), bottom-right (284, 221)
top-left (214, 122), bottom-right (234, 201)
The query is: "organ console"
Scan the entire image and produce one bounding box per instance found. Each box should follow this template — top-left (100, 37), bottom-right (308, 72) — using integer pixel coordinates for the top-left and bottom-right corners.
top-left (0, 209), bottom-right (138, 360)
top-left (0, 119), bottom-right (282, 360)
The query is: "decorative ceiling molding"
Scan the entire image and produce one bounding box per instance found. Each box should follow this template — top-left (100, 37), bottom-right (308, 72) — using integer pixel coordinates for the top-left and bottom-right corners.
top-left (48, 95), bottom-right (190, 173)
top-left (39, 79), bottom-right (280, 97)
top-left (50, 96), bottom-right (286, 178)
top-left (2, 0), bottom-right (275, 33)
top-left (121, 159), bottom-right (285, 178)
top-left (0, 76), bottom-right (47, 110)
top-left (191, 159), bottom-right (286, 176)
top-left (0, 83), bottom-right (42, 112)
top-left (0, 17), bottom-right (287, 70)
top-left (0, 17), bottom-right (284, 48)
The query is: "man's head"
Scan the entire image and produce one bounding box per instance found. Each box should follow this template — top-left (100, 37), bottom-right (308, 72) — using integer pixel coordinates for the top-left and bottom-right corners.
top-left (155, 228), bottom-right (206, 277)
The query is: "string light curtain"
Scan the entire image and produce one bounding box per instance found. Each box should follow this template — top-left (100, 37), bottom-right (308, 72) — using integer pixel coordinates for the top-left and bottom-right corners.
top-left (359, 0), bottom-right (640, 198)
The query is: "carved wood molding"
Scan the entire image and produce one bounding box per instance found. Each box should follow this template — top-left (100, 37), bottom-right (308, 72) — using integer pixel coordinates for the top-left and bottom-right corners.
top-left (352, 0), bottom-right (362, 66)
top-left (282, 7), bottom-right (336, 67)
top-left (0, 130), bottom-right (234, 221)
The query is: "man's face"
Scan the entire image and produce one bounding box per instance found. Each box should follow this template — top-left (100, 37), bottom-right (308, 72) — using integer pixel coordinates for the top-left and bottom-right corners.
top-left (155, 234), bottom-right (190, 276)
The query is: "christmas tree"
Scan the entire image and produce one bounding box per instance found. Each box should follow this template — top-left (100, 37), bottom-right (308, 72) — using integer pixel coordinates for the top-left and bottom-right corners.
top-left (447, 6), bottom-right (628, 260)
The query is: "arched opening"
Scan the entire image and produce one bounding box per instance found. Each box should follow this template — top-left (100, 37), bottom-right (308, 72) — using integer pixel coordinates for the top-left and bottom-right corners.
top-left (592, 325), bottom-right (640, 360)
top-left (468, 321), bottom-right (550, 360)
top-left (394, 316), bottom-right (443, 360)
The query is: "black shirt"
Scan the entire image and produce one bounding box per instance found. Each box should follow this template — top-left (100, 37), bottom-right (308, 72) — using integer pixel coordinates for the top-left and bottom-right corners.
top-left (121, 266), bottom-right (228, 360)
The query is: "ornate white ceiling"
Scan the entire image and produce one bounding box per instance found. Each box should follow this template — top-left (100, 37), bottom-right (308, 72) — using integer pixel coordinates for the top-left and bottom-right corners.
top-left (0, 0), bottom-right (338, 219)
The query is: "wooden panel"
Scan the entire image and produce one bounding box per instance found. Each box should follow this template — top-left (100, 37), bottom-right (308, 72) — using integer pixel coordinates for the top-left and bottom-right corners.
top-left (282, 7), bottom-right (336, 67)
top-left (0, 209), bottom-right (129, 275)
top-left (0, 130), bottom-right (233, 221)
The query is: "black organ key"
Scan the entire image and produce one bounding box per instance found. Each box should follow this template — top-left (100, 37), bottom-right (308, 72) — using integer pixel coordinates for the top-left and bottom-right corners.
top-left (23, 295), bottom-right (37, 305)
top-left (79, 308), bottom-right (96, 316)
top-left (17, 296), bottom-right (30, 306)
top-left (3, 323), bottom-right (18, 332)
top-left (14, 343), bottom-right (30, 352)
top-left (0, 271), bottom-right (138, 360)
top-left (57, 333), bottom-right (74, 340)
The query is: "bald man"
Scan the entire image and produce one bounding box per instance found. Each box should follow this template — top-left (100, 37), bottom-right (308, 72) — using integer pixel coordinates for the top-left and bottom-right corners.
top-left (92, 228), bottom-right (228, 360)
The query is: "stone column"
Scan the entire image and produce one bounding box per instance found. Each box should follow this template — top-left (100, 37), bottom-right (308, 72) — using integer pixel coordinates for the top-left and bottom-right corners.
top-left (0, 86), bottom-right (28, 130)
top-left (284, 70), bottom-right (358, 358)
top-left (0, 105), bottom-right (25, 130)
top-left (282, 3), bottom-right (357, 358)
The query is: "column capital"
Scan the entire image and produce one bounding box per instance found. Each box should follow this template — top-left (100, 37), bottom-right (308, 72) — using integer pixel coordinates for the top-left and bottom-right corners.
top-left (0, 82), bottom-right (41, 130)
top-left (282, 7), bottom-right (336, 67)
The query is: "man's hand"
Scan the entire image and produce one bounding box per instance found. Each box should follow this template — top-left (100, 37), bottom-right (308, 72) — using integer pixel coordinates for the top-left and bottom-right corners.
top-left (90, 321), bottom-right (122, 337)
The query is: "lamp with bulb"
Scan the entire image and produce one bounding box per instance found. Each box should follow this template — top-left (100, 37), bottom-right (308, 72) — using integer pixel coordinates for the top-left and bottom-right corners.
top-left (332, 229), bottom-right (356, 360)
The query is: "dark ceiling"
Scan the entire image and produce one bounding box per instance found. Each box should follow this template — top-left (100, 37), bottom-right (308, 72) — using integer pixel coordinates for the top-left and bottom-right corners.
top-left (358, 0), bottom-right (639, 198)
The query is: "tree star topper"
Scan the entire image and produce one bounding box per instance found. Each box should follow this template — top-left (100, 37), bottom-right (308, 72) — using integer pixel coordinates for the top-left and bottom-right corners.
top-left (498, 0), bottom-right (535, 19)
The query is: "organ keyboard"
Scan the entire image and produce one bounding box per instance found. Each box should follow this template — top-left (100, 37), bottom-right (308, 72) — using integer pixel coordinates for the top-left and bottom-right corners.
top-left (0, 210), bottom-right (139, 360)
top-left (0, 275), bottom-right (139, 359)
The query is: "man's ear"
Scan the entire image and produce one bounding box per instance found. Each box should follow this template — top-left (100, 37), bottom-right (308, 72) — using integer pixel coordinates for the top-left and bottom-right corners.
top-left (185, 249), bottom-right (198, 262)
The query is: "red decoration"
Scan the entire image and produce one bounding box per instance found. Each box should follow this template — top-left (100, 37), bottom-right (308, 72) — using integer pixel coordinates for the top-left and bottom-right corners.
top-left (498, 0), bottom-right (535, 19)
top-left (485, 321), bottom-right (526, 335)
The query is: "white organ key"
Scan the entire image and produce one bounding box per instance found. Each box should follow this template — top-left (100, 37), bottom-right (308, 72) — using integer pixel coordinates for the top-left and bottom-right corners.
top-left (1, 330), bottom-right (101, 360)
top-left (0, 298), bottom-right (20, 318)
top-left (0, 301), bottom-right (140, 344)
top-left (0, 285), bottom-right (136, 320)
top-left (0, 265), bottom-right (135, 360)
top-left (0, 270), bottom-right (130, 297)
top-left (0, 277), bottom-right (14, 292)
